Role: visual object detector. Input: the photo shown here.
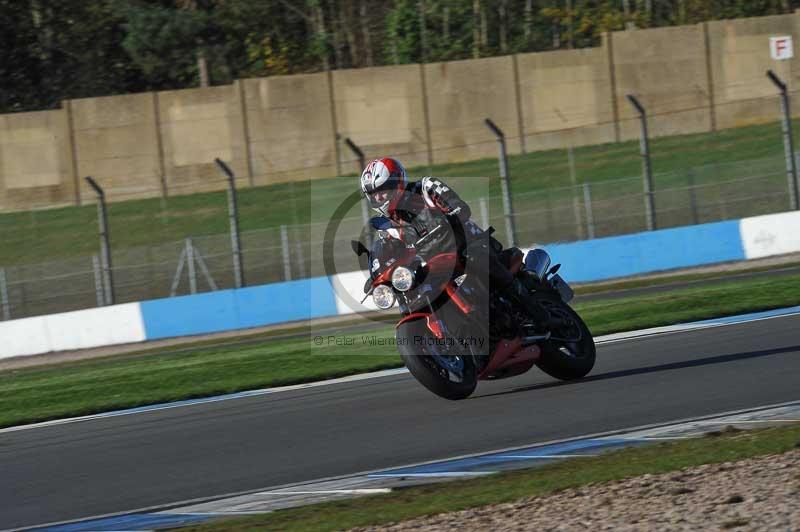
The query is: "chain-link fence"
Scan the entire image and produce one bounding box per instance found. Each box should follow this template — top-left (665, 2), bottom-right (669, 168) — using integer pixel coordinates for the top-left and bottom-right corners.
top-left (0, 156), bottom-right (793, 322)
top-left (3, 87), bottom-right (800, 321)
top-left (509, 157), bottom-right (789, 246)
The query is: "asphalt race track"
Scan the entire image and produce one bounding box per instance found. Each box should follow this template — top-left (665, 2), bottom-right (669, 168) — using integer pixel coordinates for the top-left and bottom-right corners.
top-left (2, 313), bottom-right (800, 530)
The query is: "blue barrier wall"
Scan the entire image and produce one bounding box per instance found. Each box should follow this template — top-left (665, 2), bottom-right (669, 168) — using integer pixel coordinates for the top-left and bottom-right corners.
top-left (9, 211), bottom-right (800, 359)
top-left (544, 220), bottom-right (745, 283)
top-left (135, 219), bottom-right (750, 341)
top-left (140, 276), bottom-right (338, 340)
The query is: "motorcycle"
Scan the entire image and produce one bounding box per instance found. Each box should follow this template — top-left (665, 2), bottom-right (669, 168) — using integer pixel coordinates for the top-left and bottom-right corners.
top-left (351, 217), bottom-right (596, 400)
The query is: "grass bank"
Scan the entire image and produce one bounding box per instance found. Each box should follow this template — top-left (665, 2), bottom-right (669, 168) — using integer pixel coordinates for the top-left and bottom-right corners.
top-left (180, 423), bottom-right (800, 532)
top-left (1, 271), bottom-right (799, 429)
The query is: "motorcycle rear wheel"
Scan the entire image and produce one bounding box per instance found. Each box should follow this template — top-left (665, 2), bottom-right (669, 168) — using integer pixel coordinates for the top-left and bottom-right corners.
top-left (396, 319), bottom-right (478, 400)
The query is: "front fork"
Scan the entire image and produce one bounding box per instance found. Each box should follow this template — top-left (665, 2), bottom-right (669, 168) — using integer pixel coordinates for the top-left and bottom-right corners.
top-left (424, 295), bottom-right (446, 339)
top-left (423, 295), bottom-right (468, 375)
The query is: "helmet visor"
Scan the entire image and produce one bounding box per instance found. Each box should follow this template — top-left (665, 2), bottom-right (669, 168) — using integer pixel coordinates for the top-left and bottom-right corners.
top-left (367, 189), bottom-right (391, 209)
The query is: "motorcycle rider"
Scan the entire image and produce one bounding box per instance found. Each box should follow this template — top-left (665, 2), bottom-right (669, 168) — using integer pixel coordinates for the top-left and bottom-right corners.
top-left (359, 157), bottom-right (557, 329)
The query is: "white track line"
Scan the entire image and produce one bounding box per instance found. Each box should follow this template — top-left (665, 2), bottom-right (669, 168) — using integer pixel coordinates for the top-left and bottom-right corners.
top-left (258, 489), bottom-right (391, 495)
top-left (500, 454), bottom-right (598, 459)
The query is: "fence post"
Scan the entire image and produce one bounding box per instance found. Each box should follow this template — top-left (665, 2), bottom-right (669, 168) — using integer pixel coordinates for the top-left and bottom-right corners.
top-left (344, 137), bottom-right (372, 231)
top-left (567, 145), bottom-right (577, 183)
top-left (169, 247), bottom-right (188, 297)
top-left (344, 137), bottom-right (366, 173)
top-left (85, 176), bottom-right (115, 305)
top-left (295, 240), bottom-right (307, 279)
top-left (214, 158), bottom-right (245, 288)
top-left (484, 118), bottom-right (517, 247)
top-left (626, 95), bottom-right (657, 231)
top-left (567, 146), bottom-right (585, 240)
top-left (0, 268), bottom-right (10, 321)
top-left (583, 183), bottom-right (596, 240)
top-left (186, 238), bottom-right (197, 294)
top-left (91, 255), bottom-right (104, 307)
top-left (193, 247), bottom-right (219, 291)
top-left (280, 225), bottom-right (292, 281)
top-left (767, 70), bottom-right (800, 211)
top-left (687, 169), bottom-right (700, 225)
top-left (572, 187), bottom-right (584, 240)
top-left (479, 197), bottom-right (490, 230)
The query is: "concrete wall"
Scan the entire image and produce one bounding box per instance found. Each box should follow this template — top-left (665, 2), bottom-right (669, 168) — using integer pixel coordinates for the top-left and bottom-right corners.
top-left (0, 109), bottom-right (76, 209)
top-left (157, 85), bottom-right (250, 192)
top-left (708, 14), bottom-right (800, 129)
top-left (332, 64), bottom-right (430, 170)
top-left (517, 46), bottom-right (617, 150)
top-left (242, 73), bottom-right (338, 184)
top-left (613, 25), bottom-right (714, 140)
top-left (424, 55), bottom-right (523, 161)
top-left (71, 93), bottom-right (163, 203)
top-left (3, 11), bottom-right (800, 210)
top-left (0, 303), bottom-right (145, 358)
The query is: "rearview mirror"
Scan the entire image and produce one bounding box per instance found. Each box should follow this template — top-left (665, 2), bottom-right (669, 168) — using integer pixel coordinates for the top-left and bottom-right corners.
top-left (547, 264), bottom-right (561, 277)
top-left (351, 240), bottom-right (369, 257)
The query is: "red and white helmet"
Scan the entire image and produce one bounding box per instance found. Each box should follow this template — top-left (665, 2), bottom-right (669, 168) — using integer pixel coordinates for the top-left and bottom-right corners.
top-left (360, 157), bottom-right (408, 217)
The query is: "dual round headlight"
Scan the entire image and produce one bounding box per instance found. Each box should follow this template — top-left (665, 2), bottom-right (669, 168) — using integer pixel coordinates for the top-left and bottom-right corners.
top-left (391, 266), bottom-right (415, 292)
top-left (372, 284), bottom-right (396, 309)
top-left (372, 266), bottom-right (415, 309)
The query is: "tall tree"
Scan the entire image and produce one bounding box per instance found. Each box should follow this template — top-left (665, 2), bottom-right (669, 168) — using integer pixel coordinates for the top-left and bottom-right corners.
top-left (120, 0), bottom-right (225, 88)
top-left (472, 0), bottom-right (480, 57)
top-left (361, 0), bottom-right (375, 66)
top-left (5, 0), bottom-right (800, 114)
top-left (498, 0), bottom-right (509, 53)
top-left (1, 0), bottom-right (145, 112)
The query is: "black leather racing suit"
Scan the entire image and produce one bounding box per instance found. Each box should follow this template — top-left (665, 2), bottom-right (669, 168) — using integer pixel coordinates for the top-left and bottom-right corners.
top-left (387, 177), bottom-right (517, 294)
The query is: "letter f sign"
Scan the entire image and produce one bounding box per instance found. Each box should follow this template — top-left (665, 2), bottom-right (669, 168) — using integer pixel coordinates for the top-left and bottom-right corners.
top-left (771, 36), bottom-right (794, 60)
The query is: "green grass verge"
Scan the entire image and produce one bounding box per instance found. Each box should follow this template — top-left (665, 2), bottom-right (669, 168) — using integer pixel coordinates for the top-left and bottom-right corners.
top-left (574, 272), bottom-right (800, 333)
top-left (574, 260), bottom-right (800, 295)
top-left (179, 424), bottom-right (800, 532)
top-left (1, 272), bottom-right (799, 429)
top-left (0, 120), bottom-right (790, 265)
top-left (0, 328), bottom-right (399, 429)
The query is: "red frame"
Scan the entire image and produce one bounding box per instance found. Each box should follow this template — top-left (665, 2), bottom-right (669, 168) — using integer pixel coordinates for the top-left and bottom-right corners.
top-left (396, 312), bottom-right (444, 339)
top-left (382, 249), bottom-right (538, 381)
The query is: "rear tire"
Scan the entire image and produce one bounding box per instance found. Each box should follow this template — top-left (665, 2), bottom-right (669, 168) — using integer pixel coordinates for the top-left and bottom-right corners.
top-left (397, 319), bottom-right (477, 400)
top-left (534, 296), bottom-right (596, 381)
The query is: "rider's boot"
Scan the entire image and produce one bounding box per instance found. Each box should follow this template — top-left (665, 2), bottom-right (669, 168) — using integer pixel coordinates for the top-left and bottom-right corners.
top-left (501, 278), bottom-right (563, 331)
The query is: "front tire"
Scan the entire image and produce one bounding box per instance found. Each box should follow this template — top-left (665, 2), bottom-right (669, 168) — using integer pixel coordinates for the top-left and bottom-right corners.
top-left (396, 319), bottom-right (478, 400)
top-left (534, 296), bottom-right (596, 381)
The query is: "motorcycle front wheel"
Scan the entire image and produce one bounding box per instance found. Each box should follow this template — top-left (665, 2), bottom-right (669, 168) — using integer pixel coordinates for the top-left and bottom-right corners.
top-left (533, 295), bottom-right (596, 381)
top-left (396, 319), bottom-right (478, 400)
